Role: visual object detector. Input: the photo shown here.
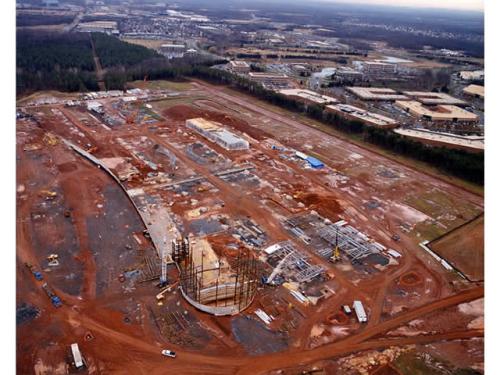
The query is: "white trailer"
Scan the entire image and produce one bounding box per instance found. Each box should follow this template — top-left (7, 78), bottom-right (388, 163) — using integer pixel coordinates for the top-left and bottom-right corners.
top-left (71, 343), bottom-right (84, 369)
top-left (353, 300), bottom-right (368, 323)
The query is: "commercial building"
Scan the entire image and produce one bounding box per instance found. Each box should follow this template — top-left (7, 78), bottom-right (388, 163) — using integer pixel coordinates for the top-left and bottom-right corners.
top-left (394, 129), bottom-right (484, 152)
top-left (229, 60), bottom-right (251, 73)
top-left (159, 44), bottom-right (186, 59)
top-left (395, 101), bottom-right (478, 123)
top-left (463, 84), bottom-right (484, 99)
top-left (334, 67), bottom-right (363, 82)
top-left (186, 118), bottom-right (249, 150)
top-left (358, 61), bottom-right (396, 77)
top-left (278, 89), bottom-right (338, 105)
top-left (346, 87), bottom-right (408, 101)
top-left (402, 91), bottom-right (466, 106)
top-left (458, 70), bottom-right (484, 81)
top-left (248, 72), bottom-right (290, 86)
top-left (326, 104), bottom-right (399, 128)
top-left (290, 64), bottom-right (311, 74)
top-left (77, 21), bottom-right (118, 35)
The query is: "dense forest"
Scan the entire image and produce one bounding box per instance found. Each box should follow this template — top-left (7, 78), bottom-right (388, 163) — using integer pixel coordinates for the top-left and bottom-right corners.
top-left (91, 33), bottom-right (160, 68)
top-left (16, 31), bottom-right (98, 94)
top-left (16, 32), bottom-right (164, 95)
top-left (17, 14), bottom-right (75, 27)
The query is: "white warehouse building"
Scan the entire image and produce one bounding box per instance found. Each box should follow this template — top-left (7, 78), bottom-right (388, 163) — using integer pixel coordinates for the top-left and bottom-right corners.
top-left (186, 118), bottom-right (249, 150)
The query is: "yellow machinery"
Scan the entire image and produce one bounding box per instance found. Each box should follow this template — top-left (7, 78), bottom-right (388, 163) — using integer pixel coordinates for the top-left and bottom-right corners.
top-left (43, 132), bottom-right (58, 146)
top-left (331, 246), bottom-right (341, 262)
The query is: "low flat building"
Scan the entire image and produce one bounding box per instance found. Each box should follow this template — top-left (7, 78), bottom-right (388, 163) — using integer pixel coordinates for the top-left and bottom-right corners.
top-left (395, 101), bottom-right (478, 123)
top-left (186, 118), bottom-right (249, 150)
top-left (159, 44), bottom-right (186, 59)
top-left (458, 70), bottom-right (484, 81)
top-left (77, 21), bottom-right (118, 35)
top-left (346, 87), bottom-right (408, 101)
top-left (334, 67), bottom-right (363, 81)
top-left (229, 60), bottom-right (251, 73)
top-left (402, 91), bottom-right (467, 106)
top-left (359, 61), bottom-right (396, 77)
top-left (248, 72), bottom-right (290, 85)
top-left (87, 101), bottom-right (103, 113)
top-left (394, 128), bottom-right (484, 152)
top-left (278, 89), bottom-right (337, 105)
top-left (326, 104), bottom-right (398, 128)
top-left (463, 84), bottom-right (484, 99)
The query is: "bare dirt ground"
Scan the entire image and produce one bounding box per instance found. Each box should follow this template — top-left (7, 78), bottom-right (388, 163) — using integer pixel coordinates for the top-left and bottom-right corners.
top-left (429, 214), bottom-right (484, 281)
top-left (16, 80), bottom-right (483, 374)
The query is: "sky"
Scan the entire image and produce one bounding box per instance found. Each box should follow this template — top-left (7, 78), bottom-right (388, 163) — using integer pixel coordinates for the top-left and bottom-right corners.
top-left (323, 0), bottom-right (483, 11)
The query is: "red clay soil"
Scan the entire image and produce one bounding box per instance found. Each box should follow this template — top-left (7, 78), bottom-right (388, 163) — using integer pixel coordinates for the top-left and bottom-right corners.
top-left (399, 271), bottom-right (423, 287)
top-left (370, 364), bottom-right (403, 375)
top-left (162, 104), bottom-right (272, 141)
top-left (294, 191), bottom-right (343, 220)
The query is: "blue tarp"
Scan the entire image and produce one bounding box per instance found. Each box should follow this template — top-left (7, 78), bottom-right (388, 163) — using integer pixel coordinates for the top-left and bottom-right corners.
top-left (306, 156), bottom-right (324, 168)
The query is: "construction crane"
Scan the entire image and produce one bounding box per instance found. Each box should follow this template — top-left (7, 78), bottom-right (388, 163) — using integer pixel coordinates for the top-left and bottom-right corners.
top-left (330, 227), bottom-right (341, 262)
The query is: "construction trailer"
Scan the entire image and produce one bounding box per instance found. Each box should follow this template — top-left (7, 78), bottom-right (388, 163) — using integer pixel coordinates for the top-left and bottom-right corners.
top-left (353, 300), bottom-right (368, 323)
top-left (70, 343), bottom-right (84, 369)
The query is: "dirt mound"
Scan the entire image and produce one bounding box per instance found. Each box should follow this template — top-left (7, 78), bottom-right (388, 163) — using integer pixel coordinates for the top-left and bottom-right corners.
top-left (295, 192), bottom-right (342, 219)
top-left (162, 104), bottom-right (269, 141)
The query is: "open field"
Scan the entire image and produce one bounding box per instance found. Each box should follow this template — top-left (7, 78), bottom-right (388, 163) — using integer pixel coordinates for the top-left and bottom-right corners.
top-left (16, 80), bottom-right (483, 374)
top-left (429, 215), bottom-right (484, 282)
top-left (122, 38), bottom-right (173, 50)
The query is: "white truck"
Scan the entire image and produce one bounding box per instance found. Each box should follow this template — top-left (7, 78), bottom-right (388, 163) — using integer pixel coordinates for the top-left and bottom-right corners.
top-left (71, 343), bottom-right (84, 369)
top-left (353, 300), bottom-right (368, 323)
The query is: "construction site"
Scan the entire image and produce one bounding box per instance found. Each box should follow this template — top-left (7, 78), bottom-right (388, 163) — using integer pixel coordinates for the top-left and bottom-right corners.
top-left (16, 79), bottom-right (484, 374)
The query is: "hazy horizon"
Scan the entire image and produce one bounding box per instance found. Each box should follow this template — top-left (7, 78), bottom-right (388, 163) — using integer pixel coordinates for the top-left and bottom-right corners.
top-left (316, 0), bottom-right (483, 11)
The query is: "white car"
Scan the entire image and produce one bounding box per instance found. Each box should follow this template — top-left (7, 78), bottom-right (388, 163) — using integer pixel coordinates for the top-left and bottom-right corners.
top-left (161, 349), bottom-right (176, 358)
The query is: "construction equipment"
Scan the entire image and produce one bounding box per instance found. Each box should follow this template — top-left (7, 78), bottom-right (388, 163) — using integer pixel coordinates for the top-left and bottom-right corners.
top-left (331, 245), bottom-right (341, 262)
top-left (25, 263), bottom-right (43, 281)
top-left (330, 228), bottom-right (341, 262)
top-left (39, 190), bottom-right (57, 200)
top-left (47, 254), bottom-right (60, 267)
top-left (43, 132), bottom-right (58, 146)
top-left (42, 283), bottom-right (62, 308)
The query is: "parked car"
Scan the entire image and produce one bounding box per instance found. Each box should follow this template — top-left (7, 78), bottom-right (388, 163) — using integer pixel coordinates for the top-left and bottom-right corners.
top-left (161, 349), bottom-right (176, 358)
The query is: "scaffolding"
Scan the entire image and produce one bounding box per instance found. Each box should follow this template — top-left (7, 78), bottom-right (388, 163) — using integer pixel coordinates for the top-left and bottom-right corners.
top-left (179, 245), bottom-right (258, 316)
top-left (318, 224), bottom-right (380, 261)
top-left (266, 241), bottom-right (324, 284)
